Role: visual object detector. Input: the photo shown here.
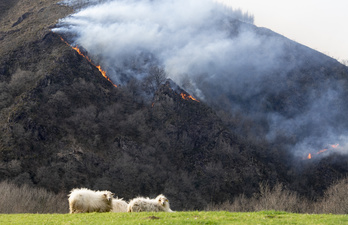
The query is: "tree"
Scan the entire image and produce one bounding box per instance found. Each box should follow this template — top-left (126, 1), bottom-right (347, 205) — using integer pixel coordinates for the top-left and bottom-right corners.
top-left (143, 66), bottom-right (167, 95)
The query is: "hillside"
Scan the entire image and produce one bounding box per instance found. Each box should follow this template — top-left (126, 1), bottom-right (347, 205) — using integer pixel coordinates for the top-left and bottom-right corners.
top-left (1, 0), bottom-right (348, 211)
top-left (0, 0), bottom-right (277, 210)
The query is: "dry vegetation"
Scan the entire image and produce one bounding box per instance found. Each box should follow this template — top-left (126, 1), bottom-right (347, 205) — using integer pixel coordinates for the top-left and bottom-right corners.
top-left (0, 178), bottom-right (347, 214)
top-left (0, 0), bottom-right (72, 56)
top-left (206, 177), bottom-right (348, 214)
top-left (315, 177), bottom-right (348, 214)
top-left (0, 180), bottom-right (68, 213)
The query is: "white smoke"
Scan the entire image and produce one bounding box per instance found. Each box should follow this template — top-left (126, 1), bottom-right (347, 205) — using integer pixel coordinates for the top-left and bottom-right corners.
top-left (54, 0), bottom-right (348, 158)
top-left (54, 0), bottom-right (256, 95)
top-left (59, 0), bottom-right (104, 7)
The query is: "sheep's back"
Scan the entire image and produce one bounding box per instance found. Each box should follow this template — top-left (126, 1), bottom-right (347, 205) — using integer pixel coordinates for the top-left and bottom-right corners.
top-left (112, 198), bottom-right (128, 212)
top-left (128, 198), bottom-right (163, 212)
top-left (69, 189), bottom-right (112, 213)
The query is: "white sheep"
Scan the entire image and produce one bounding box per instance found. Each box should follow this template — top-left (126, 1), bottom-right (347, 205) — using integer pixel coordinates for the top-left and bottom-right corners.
top-left (127, 194), bottom-right (174, 212)
top-left (68, 188), bottom-right (114, 213)
top-left (111, 198), bottom-right (128, 212)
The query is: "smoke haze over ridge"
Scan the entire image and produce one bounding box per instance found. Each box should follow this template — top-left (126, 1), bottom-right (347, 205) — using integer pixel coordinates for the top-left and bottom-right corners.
top-left (54, 0), bottom-right (255, 89)
top-left (54, 0), bottom-right (348, 158)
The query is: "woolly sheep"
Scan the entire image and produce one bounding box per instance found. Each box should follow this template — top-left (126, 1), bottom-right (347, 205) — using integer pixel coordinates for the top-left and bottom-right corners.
top-left (111, 198), bottom-right (128, 212)
top-left (68, 188), bottom-right (114, 213)
top-left (127, 194), bottom-right (174, 212)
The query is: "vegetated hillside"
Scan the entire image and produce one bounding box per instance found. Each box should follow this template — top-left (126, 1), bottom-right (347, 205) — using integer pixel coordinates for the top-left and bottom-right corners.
top-left (199, 21), bottom-right (348, 198)
top-left (0, 31), bottom-right (278, 209)
top-left (200, 20), bottom-right (348, 145)
top-left (197, 19), bottom-right (348, 197)
top-left (0, 0), bottom-right (284, 210)
top-left (0, 0), bottom-right (19, 19)
top-left (53, 1), bottom-right (348, 192)
top-left (0, 0), bottom-right (347, 211)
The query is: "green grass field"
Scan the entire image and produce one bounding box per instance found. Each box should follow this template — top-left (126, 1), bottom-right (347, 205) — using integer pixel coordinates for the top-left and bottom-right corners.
top-left (0, 211), bottom-right (347, 225)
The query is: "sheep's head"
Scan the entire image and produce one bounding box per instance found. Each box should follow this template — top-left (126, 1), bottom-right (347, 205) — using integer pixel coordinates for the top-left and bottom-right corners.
top-left (156, 194), bottom-right (169, 207)
top-left (102, 191), bottom-right (114, 203)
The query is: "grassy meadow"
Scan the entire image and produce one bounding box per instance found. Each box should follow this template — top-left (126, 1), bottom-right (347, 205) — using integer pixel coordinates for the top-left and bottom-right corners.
top-left (0, 211), bottom-right (347, 225)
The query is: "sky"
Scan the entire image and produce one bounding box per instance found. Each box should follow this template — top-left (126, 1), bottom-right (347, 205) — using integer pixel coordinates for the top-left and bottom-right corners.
top-left (217, 0), bottom-right (348, 61)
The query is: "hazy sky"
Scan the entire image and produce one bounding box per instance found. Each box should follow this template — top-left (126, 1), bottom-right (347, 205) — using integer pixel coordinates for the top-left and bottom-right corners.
top-left (217, 0), bottom-right (348, 61)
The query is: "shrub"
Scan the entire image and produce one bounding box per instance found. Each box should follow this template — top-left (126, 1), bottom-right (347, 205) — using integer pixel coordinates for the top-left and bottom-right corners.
top-left (0, 180), bottom-right (68, 213)
top-left (207, 179), bottom-right (348, 214)
top-left (314, 177), bottom-right (348, 214)
top-left (206, 182), bottom-right (311, 213)
top-left (253, 183), bottom-right (310, 213)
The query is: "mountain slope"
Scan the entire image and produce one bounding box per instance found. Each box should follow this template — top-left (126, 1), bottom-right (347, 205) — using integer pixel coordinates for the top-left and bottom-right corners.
top-left (0, 0), bottom-right (283, 210)
top-left (0, 0), bottom-right (347, 210)
top-left (52, 0), bottom-right (348, 162)
top-left (0, 30), bottom-right (278, 208)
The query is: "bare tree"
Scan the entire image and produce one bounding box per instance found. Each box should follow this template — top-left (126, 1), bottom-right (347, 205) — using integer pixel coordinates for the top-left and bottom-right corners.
top-left (143, 66), bottom-right (167, 94)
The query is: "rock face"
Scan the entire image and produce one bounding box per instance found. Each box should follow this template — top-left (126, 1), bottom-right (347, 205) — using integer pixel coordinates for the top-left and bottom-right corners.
top-left (0, 0), bottom-right (347, 210)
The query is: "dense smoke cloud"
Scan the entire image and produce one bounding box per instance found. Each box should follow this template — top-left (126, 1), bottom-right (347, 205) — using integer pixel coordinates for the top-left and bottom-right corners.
top-left (54, 0), bottom-right (255, 91)
top-left (54, 0), bottom-right (348, 158)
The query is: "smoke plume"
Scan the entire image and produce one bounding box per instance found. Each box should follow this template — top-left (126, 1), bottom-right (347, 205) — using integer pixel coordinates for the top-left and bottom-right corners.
top-left (54, 0), bottom-right (348, 158)
top-left (54, 0), bottom-right (254, 88)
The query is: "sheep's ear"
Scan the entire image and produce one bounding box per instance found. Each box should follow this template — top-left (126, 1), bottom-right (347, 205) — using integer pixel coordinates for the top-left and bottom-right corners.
top-left (103, 193), bottom-right (107, 197)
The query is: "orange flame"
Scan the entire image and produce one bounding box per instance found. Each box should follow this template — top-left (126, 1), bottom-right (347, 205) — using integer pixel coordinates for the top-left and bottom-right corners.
top-left (317, 148), bottom-right (328, 154)
top-left (59, 36), bottom-right (117, 88)
top-left (316, 144), bottom-right (339, 155)
top-left (306, 143), bottom-right (339, 160)
top-left (180, 93), bottom-right (199, 102)
top-left (71, 45), bottom-right (87, 59)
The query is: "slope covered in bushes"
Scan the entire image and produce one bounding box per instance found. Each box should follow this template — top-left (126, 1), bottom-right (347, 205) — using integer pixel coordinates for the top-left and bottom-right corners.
top-left (0, 0), bottom-right (347, 211)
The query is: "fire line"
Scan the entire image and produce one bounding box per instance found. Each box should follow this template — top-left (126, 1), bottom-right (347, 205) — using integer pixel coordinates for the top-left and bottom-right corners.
top-left (305, 144), bottom-right (339, 160)
top-left (58, 36), bottom-right (117, 88)
top-left (180, 93), bottom-right (199, 102)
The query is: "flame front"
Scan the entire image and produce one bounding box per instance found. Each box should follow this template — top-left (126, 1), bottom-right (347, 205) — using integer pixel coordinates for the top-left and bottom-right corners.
top-left (317, 148), bottom-right (328, 154)
top-left (316, 144), bottom-right (339, 155)
top-left (180, 93), bottom-right (199, 102)
top-left (71, 45), bottom-right (87, 59)
top-left (305, 143), bottom-right (339, 160)
top-left (59, 36), bottom-right (117, 88)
